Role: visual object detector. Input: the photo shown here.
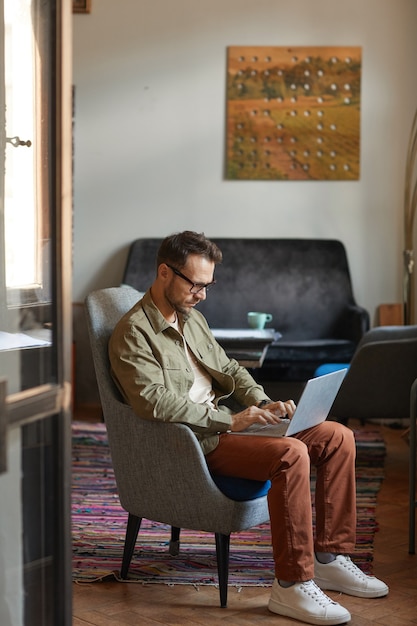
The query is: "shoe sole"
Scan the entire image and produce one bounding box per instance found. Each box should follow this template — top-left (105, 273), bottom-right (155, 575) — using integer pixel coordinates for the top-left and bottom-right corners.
top-left (268, 598), bottom-right (351, 625)
top-left (314, 578), bottom-right (389, 599)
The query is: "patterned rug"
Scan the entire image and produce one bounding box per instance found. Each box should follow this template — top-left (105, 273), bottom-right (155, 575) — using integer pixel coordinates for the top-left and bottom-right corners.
top-left (72, 421), bottom-right (386, 587)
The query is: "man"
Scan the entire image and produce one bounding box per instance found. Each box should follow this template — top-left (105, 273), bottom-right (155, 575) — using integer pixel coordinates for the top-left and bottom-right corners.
top-left (109, 230), bottom-right (388, 625)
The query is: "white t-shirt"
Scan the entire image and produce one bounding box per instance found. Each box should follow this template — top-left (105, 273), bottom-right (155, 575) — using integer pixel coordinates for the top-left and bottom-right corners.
top-left (170, 316), bottom-right (216, 408)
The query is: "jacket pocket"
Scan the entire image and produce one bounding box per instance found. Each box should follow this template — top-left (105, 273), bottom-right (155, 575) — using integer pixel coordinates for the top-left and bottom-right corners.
top-left (195, 339), bottom-right (216, 363)
top-left (160, 354), bottom-right (192, 393)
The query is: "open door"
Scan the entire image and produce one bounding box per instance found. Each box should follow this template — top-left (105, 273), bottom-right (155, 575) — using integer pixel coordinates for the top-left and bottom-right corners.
top-left (0, 1), bottom-right (72, 624)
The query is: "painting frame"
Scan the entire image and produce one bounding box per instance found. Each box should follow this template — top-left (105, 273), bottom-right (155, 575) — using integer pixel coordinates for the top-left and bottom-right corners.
top-left (73, 0), bottom-right (91, 13)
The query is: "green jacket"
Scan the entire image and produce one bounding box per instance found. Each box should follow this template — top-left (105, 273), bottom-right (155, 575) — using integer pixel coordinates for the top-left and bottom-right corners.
top-left (108, 290), bottom-right (269, 455)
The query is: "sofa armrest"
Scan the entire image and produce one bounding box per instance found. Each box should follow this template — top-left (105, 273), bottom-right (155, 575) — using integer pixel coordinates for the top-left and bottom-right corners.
top-left (336, 304), bottom-right (370, 343)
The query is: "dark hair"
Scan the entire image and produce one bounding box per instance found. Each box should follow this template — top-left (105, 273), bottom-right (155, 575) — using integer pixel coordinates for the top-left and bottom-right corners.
top-left (157, 231), bottom-right (222, 270)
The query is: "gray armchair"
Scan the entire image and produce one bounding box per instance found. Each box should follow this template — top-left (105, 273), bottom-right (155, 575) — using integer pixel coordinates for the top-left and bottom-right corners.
top-left (328, 324), bottom-right (417, 555)
top-left (330, 325), bottom-right (417, 421)
top-left (84, 286), bottom-right (270, 607)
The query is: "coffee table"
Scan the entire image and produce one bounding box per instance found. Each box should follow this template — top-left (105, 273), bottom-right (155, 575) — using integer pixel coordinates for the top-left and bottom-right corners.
top-left (211, 328), bottom-right (280, 368)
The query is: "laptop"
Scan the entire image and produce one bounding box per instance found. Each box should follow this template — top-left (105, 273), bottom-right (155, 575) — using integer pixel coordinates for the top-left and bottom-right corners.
top-left (233, 368), bottom-right (347, 437)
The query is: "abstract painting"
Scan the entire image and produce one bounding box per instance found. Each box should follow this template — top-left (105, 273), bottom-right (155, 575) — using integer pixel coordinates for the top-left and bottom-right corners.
top-left (226, 46), bottom-right (362, 181)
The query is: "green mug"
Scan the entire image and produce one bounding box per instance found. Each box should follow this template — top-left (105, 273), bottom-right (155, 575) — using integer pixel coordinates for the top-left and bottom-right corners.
top-left (247, 311), bottom-right (273, 330)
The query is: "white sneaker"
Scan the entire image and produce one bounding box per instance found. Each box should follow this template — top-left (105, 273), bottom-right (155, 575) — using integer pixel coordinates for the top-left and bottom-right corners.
top-left (314, 555), bottom-right (389, 598)
top-left (268, 578), bottom-right (351, 625)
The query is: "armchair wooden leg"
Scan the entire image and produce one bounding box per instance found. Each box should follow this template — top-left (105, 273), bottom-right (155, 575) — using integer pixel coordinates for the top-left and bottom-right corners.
top-left (169, 526), bottom-right (181, 556)
top-left (215, 533), bottom-right (230, 608)
top-left (120, 513), bottom-right (142, 578)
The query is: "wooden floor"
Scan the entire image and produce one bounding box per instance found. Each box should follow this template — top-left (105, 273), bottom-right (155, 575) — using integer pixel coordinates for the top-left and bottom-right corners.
top-left (72, 420), bottom-right (417, 625)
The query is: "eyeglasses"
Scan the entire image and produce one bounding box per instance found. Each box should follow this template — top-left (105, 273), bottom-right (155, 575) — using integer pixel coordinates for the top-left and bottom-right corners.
top-left (166, 263), bottom-right (216, 294)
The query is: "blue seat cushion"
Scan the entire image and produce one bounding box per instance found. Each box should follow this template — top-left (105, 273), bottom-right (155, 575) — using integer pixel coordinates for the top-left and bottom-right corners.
top-left (211, 475), bottom-right (271, 501)
top-left (314, 363), bottom-right (349, 377)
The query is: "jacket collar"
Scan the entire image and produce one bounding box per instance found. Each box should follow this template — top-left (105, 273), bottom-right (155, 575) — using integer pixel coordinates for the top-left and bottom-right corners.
top-left (141, 289), bottom-right (187, 334)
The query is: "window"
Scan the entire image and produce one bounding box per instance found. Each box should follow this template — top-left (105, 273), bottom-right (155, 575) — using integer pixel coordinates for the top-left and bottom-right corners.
top-left (4, 0), bottom-right (51, 307)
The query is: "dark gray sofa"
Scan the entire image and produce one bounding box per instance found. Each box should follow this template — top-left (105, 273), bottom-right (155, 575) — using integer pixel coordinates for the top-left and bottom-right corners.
top-left (122, 238), bottom-right (370, 382)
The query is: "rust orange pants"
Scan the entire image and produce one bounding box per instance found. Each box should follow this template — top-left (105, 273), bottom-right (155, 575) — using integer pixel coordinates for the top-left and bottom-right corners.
top-left (205, 421), bottom-right (357, 582)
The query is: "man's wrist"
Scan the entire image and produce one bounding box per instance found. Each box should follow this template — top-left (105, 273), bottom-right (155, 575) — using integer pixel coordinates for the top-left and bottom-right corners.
top-left (257, 399), bottom-right (272, 408)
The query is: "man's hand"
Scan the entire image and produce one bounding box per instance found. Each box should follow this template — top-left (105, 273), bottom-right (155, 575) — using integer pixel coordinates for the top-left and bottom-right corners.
top-left (263, 400), bottom-right (296, 419)
top-left (230, 400), bottom-right (296, 433)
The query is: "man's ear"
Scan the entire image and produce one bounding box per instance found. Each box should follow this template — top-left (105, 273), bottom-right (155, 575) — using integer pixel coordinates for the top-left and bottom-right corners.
top-left (158, 263), bottom-right (170, 280)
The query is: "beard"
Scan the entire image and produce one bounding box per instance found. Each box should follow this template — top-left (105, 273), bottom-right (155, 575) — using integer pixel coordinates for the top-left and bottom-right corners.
top-left (171, 300), bottom-right (191, 321)
top-left (165, 284), bottom-right (197, 321)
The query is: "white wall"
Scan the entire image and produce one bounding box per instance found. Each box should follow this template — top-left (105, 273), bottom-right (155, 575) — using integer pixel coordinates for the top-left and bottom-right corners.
top-left (72, 0), bottom-right (417, 402)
